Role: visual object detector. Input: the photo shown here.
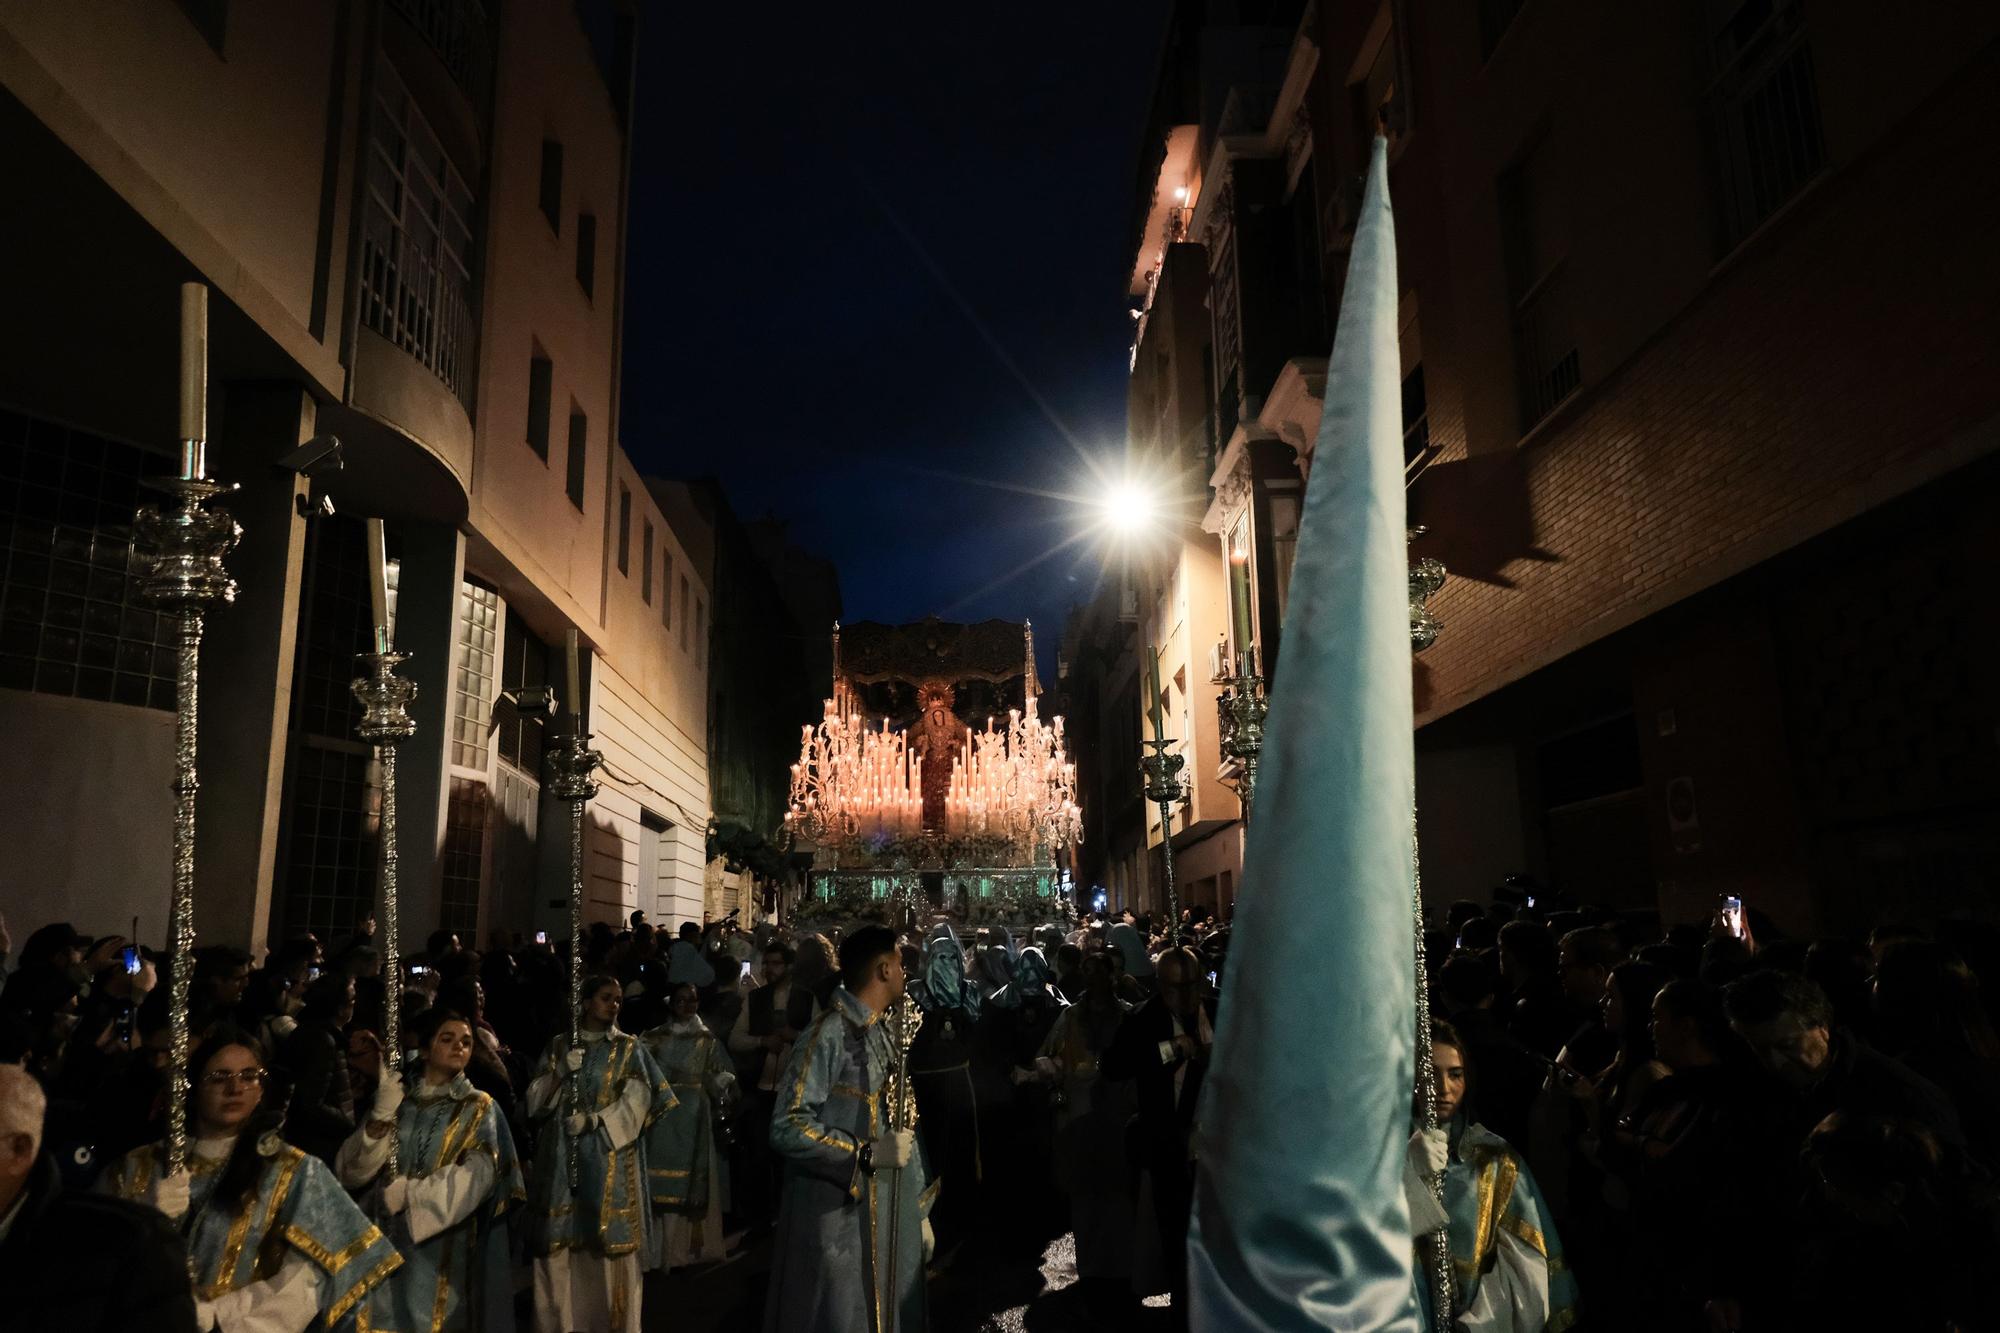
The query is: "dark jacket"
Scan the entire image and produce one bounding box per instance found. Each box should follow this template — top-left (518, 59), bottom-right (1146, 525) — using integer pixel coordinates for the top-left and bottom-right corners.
top-left (0, 1151), bottom-right (200, 1333)
top-left (1102, 993), bottom-right (1214, 1165)
top-left (281, 1020), bottom-right (356, 1164)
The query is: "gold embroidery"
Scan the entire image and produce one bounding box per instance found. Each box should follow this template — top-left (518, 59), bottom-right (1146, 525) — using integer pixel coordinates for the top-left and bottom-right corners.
top-left (1470, 1154), bottom-right (1520, 1267)
top-left (326, 1251), bottom-right (403, 1325)
top-left (1500, 1211), bottom-right (1548, 1258)
top-left (208, 1195), bottom-right (258, 1297)
top-left (432, 1226), bottom-right (456, 1332)
top-left (281, 1223), bottom-right (381, 1274)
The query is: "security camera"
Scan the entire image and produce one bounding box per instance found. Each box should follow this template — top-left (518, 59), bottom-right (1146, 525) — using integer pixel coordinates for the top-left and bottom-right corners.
top-left (296, 492), bottom-right (336, 519)
top-left (500, 685), bottom-right (559, 718)
top-left (276, 434), bottom-right (343, 475)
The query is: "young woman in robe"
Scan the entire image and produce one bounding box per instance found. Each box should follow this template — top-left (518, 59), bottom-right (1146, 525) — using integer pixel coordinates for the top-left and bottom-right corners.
top-left (1408, 1020), bottom-right (1580, 1332)
top-left (640, 981), bottom-right (739, 1270)
top-left (524, 973), bottom-right (673, 1333)
top-left (336, 1007), bottom-right (524, 1331)
top-left (104, 1027), bottom-right (400, 1333)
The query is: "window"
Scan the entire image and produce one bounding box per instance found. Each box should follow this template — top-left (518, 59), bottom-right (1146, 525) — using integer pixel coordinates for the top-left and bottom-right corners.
top-left (1226, 514), bottom-right (1254, 666)
top-left (1499, 140), bottom-right (1579, 432)
top-left (616, 484), bottom-right (631, 574)
top-left (565, 411), bottom-right (587, 510)
top-left (495, 608), bottom-right (550, 774)
top-left (641, 521), bottom-right (654, 604)
top-left (678, 576), bottom-right (690, 652)
top-left (695, 598), bottom-right (705, 660)
top-left (539, 140), bottom-right (564, 233)
top-left (359, 59), bottom-right (477, 404)
top-left (1708, 0), bottom-right (1824, 245)
top-left (439, 776), bottom-right (487, 935)
top-left (661, 553), bottom-right (673, 629)
top-left (452, 580), bottom-right (500, 770)
top-left (526, 352), bottom-right (552, 460)
top-left (576, 213), bottom-right (597, 298)
top-left (0, 409), bottom-right (179, 709)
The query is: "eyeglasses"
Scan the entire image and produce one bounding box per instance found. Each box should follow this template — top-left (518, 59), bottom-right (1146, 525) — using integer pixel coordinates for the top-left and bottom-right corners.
top-left (201, 1068), bottom-right (267, 1090)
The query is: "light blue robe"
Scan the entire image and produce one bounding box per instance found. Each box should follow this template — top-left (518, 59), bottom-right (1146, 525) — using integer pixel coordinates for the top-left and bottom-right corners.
top-left (354, 1077), bottom-right (525, 1333)
top-left (1416, 1121), bottom-right (1580, 1332)
top-left (526, 1029), bottom-right (674, 1260)
top-left (764, 986), bottom-right (933, 1333)
top-left (106, 1138), bottom-right (401, 1331)
top-left (639, 1017), bottom-right (733, 1214)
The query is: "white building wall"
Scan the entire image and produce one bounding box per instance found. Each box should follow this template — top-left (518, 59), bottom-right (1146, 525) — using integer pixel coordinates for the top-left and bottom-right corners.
top-left (588, 659), bottom-right (709, 929)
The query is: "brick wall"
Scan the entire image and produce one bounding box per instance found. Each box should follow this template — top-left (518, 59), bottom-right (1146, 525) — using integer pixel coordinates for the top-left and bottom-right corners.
top-left (1411, 47), bottom-right (2000, 728)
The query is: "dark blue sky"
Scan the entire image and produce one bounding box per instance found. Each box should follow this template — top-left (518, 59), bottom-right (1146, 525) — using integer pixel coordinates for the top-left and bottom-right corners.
top-left (618, 7), bottom-right (1165, 645)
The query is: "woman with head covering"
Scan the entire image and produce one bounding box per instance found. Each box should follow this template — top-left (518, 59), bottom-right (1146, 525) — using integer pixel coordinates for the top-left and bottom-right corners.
top-left (1017, 950), bottom-right (1138, 1316)
top-left (907, 924), bottom-right (983, 1264)
top-left (1105, 922), bottom-right (1155, 982)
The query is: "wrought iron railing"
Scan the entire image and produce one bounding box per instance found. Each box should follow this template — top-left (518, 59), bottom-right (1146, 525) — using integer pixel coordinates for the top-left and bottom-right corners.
top-left (384, 0), bottom-right (493, 105)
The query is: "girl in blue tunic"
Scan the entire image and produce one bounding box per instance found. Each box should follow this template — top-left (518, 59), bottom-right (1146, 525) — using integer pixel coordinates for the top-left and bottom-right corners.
top-left (104, 1027), bottom-right (401, 1333)
top-left (337, 1006), bottom-right (526, 1331)
top-left (640, 981), bottom-right (739, 1271)
top-left (525, 973), bottom-right (674, 1333)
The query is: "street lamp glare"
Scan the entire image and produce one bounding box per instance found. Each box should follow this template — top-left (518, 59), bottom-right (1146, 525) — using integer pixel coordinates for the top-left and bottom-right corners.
top-left (1104, 481), bottom-right (1154, 535)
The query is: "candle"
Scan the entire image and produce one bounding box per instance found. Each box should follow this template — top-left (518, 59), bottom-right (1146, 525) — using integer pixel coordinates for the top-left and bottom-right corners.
top-left (565, 628), bottom-right (582, 717)
top-left (364, 518), bottom-right (391, 654)
top-left (1147, 646), bottom-right (1166, 739)
top-left (178, 283), bottom-right (208, 478)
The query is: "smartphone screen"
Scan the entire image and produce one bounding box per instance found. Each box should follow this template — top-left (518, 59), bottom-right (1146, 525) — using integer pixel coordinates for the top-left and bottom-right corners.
top-left (740, 960), bottom-right (754, 982)
top-left (1722, 895), bottom-right (1745, 938)
top-left (535, 931), bottom-right (548, 946)
top-left (122, 945), bottom-right (141, 975)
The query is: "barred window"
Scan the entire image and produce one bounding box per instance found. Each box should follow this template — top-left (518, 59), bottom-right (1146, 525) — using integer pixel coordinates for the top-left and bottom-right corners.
top-left (1499, 140), bottom-right (1580, 432)
top-left (1708, 0), bottom-right (1825, 246)
top-left (0, 409), bottom-right (178, 710)
top-left (440, 775), bottom-right (487, 935)
top-left (279, 745), bottom-right (373, 944)
top-left (359, 58), bottom-right (478, 405)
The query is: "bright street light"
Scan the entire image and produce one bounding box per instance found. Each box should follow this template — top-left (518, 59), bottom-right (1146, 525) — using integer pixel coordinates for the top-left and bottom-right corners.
top-left (1101, 479), bottom-right (1156, 535)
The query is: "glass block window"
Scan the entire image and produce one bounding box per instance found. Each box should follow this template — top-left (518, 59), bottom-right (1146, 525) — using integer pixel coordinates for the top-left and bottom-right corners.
top-left (440, 775), bottom-right (487, 934)
top-left (0, 408), bottom-right (178, 709)
top-left (279, 744), bottom-right (373, 943)
top-left (452, 579), bottom-right (499, 770)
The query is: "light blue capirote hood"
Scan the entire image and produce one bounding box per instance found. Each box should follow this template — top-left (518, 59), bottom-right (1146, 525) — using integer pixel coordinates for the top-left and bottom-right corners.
top-left (1187, 135), bottom-right (1420, 1332)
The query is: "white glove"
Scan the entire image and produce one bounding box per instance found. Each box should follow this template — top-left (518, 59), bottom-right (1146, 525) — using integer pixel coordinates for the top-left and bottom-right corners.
top-left (150, 1169), bottom-right (190, 1222)
top-left (193, 1298), bottom-right (218, 1331)
top-left (383, 1176), bottom-right (409, 1216)
top-left (872, 1128), bottom-right (916, 1170)
top-left (565, 1111), bottom-right (595, 1138)
top-left (1411, 1125), bottom-right (1449, 1178)
top-left (371, 1069), bottom-right (404, 1123)
top-left (564, 1048), bottom-right (585, 1074)
top-left (1033, 1056), bottom-right (1062, 1082)
top-left (922, 1217), bottom-right (936, 1262)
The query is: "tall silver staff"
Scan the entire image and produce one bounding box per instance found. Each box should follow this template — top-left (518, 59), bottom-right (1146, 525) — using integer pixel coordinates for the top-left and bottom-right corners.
top-left (136, 283), bottom-right (239, 1175)
top-left (884, 993), bottom-right (923, 1313)
top-left (1139, 646), bottom-right (1189, 946)
top-left (1410, 541), bottom-right (1451, 1326)
top-left (547, 628), bottom-right (602, 1189)
top-left (352, 515), bottom-right (416, 1177)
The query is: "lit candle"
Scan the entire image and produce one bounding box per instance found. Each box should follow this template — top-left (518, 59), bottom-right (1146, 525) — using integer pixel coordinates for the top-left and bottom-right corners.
top-left (565, 628), bottom-right (582, 717)
top-left (364, 518), bottom-right (391, 654)
top-left (178, 283), bottom-right (207, 478)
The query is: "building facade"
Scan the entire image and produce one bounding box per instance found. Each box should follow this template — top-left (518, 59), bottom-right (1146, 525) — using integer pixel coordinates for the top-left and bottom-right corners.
top-left (1071, 0), bottom-right (2000, 935)
top-left (0, 0), bottom-right (715, 951)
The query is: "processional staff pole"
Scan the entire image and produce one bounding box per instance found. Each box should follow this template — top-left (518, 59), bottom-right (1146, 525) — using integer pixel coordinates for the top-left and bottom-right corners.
top-left (883, 993), bottom-right (923, 1320)
top-left (352, 516), bottom-right (416, 1177)
top-left (1138, 647), bottom-right (1188, 947)
top-left (138, 283), bottom-right (240, 1176)
top-left (548, 628), bottom-right (603, 1191)
top-left (1409, 536), bottom-right (1451, 1327)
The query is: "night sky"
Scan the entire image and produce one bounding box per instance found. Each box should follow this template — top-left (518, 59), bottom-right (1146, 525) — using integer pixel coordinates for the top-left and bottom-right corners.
top-left (617, 7), bottom-right (1166, 650)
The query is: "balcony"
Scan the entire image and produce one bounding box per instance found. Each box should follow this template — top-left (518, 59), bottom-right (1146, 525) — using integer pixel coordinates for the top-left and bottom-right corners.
top-left (384, 0), bottom-right (494, 108)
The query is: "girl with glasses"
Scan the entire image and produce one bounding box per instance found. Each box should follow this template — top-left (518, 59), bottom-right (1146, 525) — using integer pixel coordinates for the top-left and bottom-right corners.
top-left (102, 1027), bottom-right (400, 1333)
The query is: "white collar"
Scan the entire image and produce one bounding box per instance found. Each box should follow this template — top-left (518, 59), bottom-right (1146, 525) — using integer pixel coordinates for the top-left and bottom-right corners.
top-left (413, 1072), bottom-right (474, 1102)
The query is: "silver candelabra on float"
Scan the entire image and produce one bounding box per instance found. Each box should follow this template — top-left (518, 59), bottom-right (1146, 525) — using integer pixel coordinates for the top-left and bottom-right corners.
top-left (547, 719), bottom-right (603, 1189)
top-left (137, 283), bottom-right (240, 1176)
top-left (351, 636), bottom-right (416, 1177)
top-left (1139, 736), bottom-right (1190, 947)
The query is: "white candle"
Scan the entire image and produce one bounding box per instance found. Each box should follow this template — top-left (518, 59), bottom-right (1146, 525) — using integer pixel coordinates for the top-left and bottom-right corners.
top-left (364, 518), bottom-right (391, 654)
top-left (565, 628), bottom-right (582, 717)
top-left (178, 283), bottom-right (207, 478)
